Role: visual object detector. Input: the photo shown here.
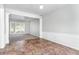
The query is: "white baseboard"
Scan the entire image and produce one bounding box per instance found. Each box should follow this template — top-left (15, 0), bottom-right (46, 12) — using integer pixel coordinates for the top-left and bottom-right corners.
top-left (43, 32), bottom-right (79, 50)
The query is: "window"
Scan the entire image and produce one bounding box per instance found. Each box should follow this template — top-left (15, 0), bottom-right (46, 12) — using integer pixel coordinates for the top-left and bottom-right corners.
top-left (10, 21), bottom-right (26, 34)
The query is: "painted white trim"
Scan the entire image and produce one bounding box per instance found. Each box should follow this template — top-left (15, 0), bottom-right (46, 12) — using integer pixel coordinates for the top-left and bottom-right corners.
top-left (0, 5), bottom-right (5, 48)
top-left (40, 16), bottom-right (43, 38)
top-left (5, 12), bottom-right (9, 44)
top-left (43, 32), bottom-right (79, 50)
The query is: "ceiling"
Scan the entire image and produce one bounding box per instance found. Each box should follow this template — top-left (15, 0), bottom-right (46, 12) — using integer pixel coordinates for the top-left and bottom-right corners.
top-left (5, 4), bottom-right (66, 16)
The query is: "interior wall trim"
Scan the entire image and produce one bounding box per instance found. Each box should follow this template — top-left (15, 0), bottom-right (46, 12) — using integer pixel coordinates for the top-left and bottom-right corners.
top-left (43, 32), bottom-right (79, 50)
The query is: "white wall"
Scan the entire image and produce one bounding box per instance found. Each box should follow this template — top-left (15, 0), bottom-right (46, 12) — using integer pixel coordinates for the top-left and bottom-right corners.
top-left (43, 5), bottom-right (75, 33)
top-left (25, 21), bottom-right (30, 34)
top-left (43, 5), bottom-right (79, 50)
top-left (30, 19), bottom-right (40, 36)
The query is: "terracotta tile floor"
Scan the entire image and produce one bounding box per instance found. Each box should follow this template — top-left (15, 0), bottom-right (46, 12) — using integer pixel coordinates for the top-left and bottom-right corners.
top-left (0, 38), bottom-right (79, 55)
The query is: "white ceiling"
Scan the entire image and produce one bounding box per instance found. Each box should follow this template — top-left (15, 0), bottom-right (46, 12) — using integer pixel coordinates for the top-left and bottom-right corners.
top-left (5, 4), bottom-right (66, 16)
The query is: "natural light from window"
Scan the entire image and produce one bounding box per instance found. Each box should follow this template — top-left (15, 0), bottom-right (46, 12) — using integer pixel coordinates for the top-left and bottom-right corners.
top-left (10, 21), bottom-right (26, 34)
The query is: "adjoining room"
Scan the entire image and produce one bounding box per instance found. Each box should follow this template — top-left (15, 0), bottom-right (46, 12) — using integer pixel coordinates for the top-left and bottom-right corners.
top-left (9, 14), bottom-right (40, 43)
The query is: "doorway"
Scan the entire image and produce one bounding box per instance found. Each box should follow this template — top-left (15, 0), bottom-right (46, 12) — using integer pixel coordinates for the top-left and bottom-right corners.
top-left (9, 14), bottom-right (40, 43)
